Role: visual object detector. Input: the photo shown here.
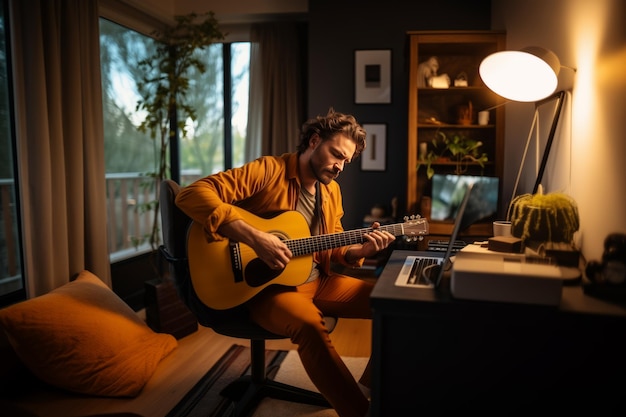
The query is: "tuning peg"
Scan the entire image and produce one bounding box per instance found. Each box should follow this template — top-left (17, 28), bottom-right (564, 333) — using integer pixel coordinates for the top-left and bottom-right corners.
top-left (403, 214), bottom-right (422, 222)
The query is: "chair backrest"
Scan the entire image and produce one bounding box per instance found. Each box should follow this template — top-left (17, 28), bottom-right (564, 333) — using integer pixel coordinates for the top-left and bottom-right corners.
top-left (159, 180), bottom-right (193, 292)
top-left (160, 179), bottom-right (242, 328)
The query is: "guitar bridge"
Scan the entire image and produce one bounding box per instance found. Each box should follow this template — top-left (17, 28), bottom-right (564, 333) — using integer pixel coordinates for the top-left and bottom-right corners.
top-left (229, 242), bottom-right (244, 282)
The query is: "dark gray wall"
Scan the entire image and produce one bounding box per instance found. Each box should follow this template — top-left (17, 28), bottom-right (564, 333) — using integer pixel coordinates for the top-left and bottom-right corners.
top-left (307, 0), bottom-right (491, 229)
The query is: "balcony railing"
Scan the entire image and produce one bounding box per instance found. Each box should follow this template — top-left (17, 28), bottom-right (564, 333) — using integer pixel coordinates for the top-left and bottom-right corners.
top-left (106, 172), bottom-right (200, 262)
top-left (106, 172), bottom-right (158, 261)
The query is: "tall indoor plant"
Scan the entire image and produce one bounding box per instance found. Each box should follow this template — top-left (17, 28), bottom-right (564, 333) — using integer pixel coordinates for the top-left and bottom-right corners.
top-left (136, 12), bottom-right (225, 337)
top-left (135, 12), bottom-right (224, 251)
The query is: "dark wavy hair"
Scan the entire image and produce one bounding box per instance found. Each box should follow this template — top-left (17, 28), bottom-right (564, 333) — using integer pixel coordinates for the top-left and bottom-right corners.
top-left (297, 108), bottom-right (366, 158)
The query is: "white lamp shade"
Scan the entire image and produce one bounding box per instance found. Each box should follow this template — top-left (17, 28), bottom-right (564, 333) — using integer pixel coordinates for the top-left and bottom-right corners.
top-left (479, 46), bottom-right (560, 102)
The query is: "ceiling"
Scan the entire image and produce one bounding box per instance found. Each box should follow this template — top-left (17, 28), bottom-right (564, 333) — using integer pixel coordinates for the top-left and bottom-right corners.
top-left (124, 0), bottom-right (308, 24)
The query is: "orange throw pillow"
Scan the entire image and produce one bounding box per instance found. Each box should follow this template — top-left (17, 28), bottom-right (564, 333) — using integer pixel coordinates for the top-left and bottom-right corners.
top-left (0, 270), bottom-right (177, 397)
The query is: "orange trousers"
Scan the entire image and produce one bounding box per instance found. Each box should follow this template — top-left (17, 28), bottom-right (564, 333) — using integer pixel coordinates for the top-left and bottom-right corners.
top-left (246, 273), bottom-right (374, 417)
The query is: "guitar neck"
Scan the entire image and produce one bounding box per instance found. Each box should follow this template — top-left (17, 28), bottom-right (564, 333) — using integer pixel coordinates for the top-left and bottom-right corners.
top-left (285, 223), bottom-right (406, 257)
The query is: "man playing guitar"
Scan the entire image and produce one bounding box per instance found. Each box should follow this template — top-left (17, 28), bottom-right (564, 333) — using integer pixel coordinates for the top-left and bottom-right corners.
top-left (176, 109), bottom-right (396, 417)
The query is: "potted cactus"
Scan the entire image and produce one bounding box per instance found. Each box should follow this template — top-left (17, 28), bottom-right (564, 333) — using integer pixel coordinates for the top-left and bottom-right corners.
top-left (506, 191), bottom-right (580, 262)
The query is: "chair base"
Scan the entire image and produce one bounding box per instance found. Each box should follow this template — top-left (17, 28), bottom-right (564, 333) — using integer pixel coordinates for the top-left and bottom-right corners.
top-left (221, 375), bottom-right (331, 417)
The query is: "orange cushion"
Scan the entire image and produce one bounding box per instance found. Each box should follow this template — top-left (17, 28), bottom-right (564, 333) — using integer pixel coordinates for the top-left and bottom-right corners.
top-left (0, 270), bottom-right (177, 397)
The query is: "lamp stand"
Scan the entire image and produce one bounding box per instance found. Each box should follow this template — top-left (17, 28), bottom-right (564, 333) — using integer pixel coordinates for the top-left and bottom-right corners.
top-left (509, 91), bottom-right (567, 210)
top-left (532, 90), bottom-right (566, 193)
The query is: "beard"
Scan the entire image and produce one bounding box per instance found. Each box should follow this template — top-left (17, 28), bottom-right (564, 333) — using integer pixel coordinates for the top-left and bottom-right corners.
top-left (309, 156), bottom-right (338, 185)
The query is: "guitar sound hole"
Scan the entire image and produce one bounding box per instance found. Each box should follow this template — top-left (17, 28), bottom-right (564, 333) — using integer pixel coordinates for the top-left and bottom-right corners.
top-left (245, 258), bottom-right (282, 287)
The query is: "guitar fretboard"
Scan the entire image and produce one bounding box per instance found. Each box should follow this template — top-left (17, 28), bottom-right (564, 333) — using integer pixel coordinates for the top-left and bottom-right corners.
top-left (285, 223), bottom-right (406, 257)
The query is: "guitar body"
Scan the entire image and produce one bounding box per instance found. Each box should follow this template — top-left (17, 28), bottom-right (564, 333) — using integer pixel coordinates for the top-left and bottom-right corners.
top-left (187, 210), bottom-right (314, 310)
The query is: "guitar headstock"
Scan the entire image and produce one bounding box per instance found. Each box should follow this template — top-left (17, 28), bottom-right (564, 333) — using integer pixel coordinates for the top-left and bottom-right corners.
top-left (402, 215), bottom-right (429, 242)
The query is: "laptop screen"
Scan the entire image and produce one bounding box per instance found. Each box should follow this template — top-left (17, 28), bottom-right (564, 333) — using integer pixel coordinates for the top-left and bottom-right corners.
top-left (432, 182), bottom-right (475, 286)
top-left (431, 174), bottom-right (499, 226)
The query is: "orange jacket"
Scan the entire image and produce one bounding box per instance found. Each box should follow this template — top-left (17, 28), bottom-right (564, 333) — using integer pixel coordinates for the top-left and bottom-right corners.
top-left (175, 153), bottom-right (364, 274)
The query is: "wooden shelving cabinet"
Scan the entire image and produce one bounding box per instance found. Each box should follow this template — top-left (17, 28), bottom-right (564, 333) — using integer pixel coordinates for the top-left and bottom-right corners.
top-left (406, 30), bottom-right (506, 239)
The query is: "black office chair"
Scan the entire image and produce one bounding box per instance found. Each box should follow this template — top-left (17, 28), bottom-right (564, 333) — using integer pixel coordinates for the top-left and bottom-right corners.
top-left (158, 179), bottom-right (335, 416)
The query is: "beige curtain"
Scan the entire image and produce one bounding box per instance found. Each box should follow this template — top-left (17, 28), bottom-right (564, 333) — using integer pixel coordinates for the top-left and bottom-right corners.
top-left (247, 22), bottom-right (305, 158)
top-left (10, 0), bottom-right (111, 296)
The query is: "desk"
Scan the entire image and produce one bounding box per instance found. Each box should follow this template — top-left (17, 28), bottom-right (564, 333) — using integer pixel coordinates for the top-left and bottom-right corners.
top-left (370, 250), bottom-right (626, 415)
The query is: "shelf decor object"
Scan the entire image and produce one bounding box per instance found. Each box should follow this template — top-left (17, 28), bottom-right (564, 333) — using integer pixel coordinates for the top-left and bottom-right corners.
top-left (354, 49), bottom-right (392, 104)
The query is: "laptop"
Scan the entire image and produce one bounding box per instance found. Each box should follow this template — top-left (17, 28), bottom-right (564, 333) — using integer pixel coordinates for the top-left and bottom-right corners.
top-left (394, 181), bottom-right (475, 289)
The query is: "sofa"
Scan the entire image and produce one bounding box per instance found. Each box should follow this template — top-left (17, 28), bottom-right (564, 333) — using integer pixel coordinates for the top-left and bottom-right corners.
top-left (0, 270), bottom-right (216, 417)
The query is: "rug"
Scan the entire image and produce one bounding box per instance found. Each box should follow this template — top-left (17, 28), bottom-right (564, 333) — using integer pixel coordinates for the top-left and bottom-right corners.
top-left (166, 344), bottom-right (368, 417)
top-left (252, 352), bottom-right (368, 417)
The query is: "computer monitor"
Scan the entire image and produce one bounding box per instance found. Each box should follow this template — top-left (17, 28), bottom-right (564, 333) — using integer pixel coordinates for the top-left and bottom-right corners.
top-left (430, 174), bottom-right (499, 228)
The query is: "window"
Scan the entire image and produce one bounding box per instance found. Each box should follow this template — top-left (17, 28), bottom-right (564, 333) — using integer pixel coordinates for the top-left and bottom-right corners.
top-left (0, 0), bottom-right (25, 306)
top-left (99, 18), bottom-right (250, 261)
top-left (180, 42), bottom-right (250, 179)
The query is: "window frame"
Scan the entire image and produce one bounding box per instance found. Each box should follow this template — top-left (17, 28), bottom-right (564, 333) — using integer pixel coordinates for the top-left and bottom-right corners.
top-left (0, 0), bottom-right (26, 306)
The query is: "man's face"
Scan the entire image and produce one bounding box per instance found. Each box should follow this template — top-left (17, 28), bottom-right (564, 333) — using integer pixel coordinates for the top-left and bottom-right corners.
top-left (309, 134), bottom-right (357, 185)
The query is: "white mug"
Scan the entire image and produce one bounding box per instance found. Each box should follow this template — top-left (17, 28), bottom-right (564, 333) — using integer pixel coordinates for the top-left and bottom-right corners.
top-left (493, 220), bottom-right (512, 237)
top-left (478, 110), bottom-right (490, 125)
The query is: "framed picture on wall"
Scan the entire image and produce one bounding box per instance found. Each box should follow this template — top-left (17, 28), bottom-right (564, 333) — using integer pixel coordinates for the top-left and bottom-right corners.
top-left (354, 49), bottom-right (392, 104)
top-left (361, 123), bottom-right (387, 171)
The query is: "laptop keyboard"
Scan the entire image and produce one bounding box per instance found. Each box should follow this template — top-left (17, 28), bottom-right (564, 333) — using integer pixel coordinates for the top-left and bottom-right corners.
top-left (404, 257), bottom-right (441, 286)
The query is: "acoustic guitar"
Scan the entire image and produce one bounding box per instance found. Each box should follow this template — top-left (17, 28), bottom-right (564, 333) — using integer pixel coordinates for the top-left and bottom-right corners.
top-left (187, 207), bottom-right (429, 310)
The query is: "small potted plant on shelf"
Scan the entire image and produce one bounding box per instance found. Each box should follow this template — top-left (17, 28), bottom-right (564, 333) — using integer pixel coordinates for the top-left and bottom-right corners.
top-left (416, 131), bottom-right (489, 179)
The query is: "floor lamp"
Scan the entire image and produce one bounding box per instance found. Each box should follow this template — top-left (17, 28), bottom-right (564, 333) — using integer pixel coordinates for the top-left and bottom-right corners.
top-left (479, 46), bottom-right (569, 201)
